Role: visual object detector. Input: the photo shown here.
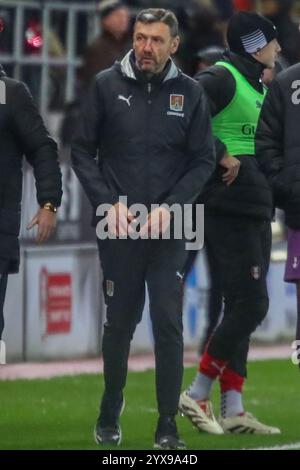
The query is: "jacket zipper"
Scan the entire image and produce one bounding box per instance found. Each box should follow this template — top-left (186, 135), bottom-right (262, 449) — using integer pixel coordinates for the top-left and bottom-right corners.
top-left (147, 82), bottom-right (152, 103)
top-left (146, 82), bottom-right (152, 209)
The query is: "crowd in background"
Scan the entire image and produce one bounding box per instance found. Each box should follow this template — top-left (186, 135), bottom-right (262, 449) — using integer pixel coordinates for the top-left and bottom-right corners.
top-left (0, 0), bottom-right (300, 112)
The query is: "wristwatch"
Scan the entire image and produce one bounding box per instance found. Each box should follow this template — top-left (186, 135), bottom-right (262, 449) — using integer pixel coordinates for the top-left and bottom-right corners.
top-left (42, 202), bottom-right (57, 213)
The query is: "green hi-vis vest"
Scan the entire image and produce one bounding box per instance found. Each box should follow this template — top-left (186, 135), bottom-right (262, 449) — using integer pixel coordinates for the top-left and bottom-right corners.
top-left (212, 61), bottom-right (267, 156)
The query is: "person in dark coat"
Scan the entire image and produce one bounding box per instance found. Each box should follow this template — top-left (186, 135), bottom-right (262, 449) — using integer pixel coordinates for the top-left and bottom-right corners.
top-left (72, 8), bottom-right (215, 449)
top-left (61, 1), bottom-right (132, 147)
top-left (179, 12), bottom-right (281, 436)
top-left (261, 0), bottom-right (300, 65)
top-left (0, 63), bottom-right (62, 349)
top-left (256, 59), bottom-right (300, 370)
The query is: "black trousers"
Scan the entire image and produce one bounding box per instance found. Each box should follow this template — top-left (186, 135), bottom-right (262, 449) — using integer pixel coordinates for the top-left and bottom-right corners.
top-left (185, 243), bottom-right (223, 354)
top-left (97, 237), bottom-right (188, 417)
top-left (0, 272), bottom-right (8, 340)
top-left (204, 241), bottom-right (223, 346)
top-left (204, 215), bottom-right (272, 377)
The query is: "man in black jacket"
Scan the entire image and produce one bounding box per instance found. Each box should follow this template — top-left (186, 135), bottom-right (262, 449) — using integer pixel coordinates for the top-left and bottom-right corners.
top-left (71, 8), bottom-right (215, 449)
top-left (256, 58), bottom-right (300, 369)
top-left (179, 12), bottom-right (281, 435)
top-left (0, 65), bottom-right (62, 353)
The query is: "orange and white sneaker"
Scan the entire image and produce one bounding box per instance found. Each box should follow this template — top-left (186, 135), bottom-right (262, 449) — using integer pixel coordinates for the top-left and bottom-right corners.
top-left (179, 391), bottom-right (224, 435)
top-left (219, 412), bottom-right (281, 434)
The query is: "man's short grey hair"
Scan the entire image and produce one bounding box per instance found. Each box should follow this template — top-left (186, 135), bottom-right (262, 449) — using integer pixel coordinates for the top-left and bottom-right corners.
top-left (135, 8), bottom-right (179, 38)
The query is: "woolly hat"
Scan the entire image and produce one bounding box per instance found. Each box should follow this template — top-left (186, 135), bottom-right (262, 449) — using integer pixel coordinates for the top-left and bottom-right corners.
top-left (227, 12), bottom-right (278, 55)
top-left (97, 0), bottom-right (125, 20)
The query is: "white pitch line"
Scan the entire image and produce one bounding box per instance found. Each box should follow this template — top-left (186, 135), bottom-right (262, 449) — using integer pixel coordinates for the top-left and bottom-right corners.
top-left (249, 442), bottom-right (300, 451)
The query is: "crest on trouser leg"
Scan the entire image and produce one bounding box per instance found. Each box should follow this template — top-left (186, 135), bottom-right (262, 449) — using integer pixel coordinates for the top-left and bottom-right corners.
top-left (251, 266), bottom-right (261, 280)
top-left (106, 280), bottom-right (114, 297)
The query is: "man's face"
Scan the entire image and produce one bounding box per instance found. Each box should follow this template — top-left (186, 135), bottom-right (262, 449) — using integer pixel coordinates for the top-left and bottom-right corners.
top-left (133, 21), bottom-right (179, 74)
top-left (253, 38), bottom-right (281, 69)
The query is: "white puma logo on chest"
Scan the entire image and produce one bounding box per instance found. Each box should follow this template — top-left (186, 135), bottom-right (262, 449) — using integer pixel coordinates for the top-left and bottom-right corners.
top-left (118, 94), bottom-right (133, 107)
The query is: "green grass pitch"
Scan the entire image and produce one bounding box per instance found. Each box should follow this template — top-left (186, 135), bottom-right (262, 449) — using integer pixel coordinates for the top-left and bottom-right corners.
top-left (0, 359), bottom-right (299, 450)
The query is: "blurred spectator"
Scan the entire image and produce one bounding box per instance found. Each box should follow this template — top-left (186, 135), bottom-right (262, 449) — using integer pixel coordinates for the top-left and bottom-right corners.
top-left (22, 14), bottom-right (43, 103)
top-left (195, 45), bottom-right (224, 72)
top-left (232, 0), bottom-right (254, 11)
top-left (22, 11), bottom-right (66, 107)
top-left (208, 1), bottom-right (235, 58)
top-left (213, 0), bottom-right (235, 18)
top-left (24, 17), bottom-right (43, 55)
top-left (0, 8), bottom-right (14, 76)
top-left (79, 0), bottom-right (132, 87)
top-left (0, 8), bottom-right (13, 54)
top-left (62, 1), bottom-right (131, 147)
top-left (176, 2), bottom-right (225, 75)
top-left (260, 0), bottom-right (300, 65)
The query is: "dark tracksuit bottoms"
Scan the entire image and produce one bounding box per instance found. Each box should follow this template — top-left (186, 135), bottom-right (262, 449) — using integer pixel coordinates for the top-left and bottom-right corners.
top-left (205, 214), bottom-right (271, 377)
top-left (97, 237), bottom-right (188, 417)
top-left (185, 241), bottom-right (223, 354)
top-left (185, 214), bottom-right (271, 377)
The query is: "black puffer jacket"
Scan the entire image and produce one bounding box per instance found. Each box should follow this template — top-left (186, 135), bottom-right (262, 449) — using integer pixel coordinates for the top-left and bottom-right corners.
top-left (195, 51), bottom-right (273, 221)
top-left (0, 65), bottom-right (62, 273)
top-left (71, 51), bottom-right (215, 213)
top-left (256, 62), bottom-right (300, 229)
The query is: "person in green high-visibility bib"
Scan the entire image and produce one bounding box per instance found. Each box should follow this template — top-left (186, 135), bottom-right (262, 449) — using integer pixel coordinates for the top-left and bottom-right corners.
top-left (180, 12), bottom-right (282, 435)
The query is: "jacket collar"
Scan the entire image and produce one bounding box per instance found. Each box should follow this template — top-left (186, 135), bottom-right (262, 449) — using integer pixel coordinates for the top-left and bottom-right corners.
top-left (119, 50), bottom-right (180, 82)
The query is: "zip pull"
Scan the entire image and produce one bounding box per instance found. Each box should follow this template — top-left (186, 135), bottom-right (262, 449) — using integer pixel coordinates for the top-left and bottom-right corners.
top-left (147, 82), bottom-right (152, 104)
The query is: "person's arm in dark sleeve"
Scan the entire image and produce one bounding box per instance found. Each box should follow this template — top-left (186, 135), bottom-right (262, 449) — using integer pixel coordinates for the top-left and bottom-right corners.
top-left (12, 82), bottom-right (62, 207)
top-left (255, 79), bottom-right (285, 191)
top-left (71, 78), bottom-right (119, 209)
top-left (195, 68), bottom-right (235, 163)
top-left (164, 87), bottom-right (216, 206)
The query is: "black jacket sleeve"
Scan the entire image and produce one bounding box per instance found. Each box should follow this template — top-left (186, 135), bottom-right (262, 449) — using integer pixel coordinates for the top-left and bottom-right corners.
top-left (255, 79), bottom-right (286, 195)
top-left (164, 87), bottom-right (216, 206)
top-left (12, 82), bottom-right (62, 207)
top-left (195, 68), bottom-right (235, 163)
top-left (71, 79), bottom-right (119, 209)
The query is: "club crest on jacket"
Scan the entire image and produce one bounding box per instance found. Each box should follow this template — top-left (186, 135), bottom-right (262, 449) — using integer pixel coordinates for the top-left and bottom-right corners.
top-left (170, 94), bottom-right (184, 112)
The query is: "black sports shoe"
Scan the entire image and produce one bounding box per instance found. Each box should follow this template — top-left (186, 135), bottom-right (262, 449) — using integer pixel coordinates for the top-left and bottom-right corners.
top-left (154, 416), bottom-right (186, 450)
top-left (94, 393), bottom-right (125, 446)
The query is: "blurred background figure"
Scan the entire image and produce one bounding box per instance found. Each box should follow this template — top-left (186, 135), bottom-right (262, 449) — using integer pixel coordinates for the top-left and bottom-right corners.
top-left (195, 45), bottom-right (224, 72)
top-left (79, 0), bottom-right (132, 89)
top-left (62, 0), bottom-right (132, 148)
top-left (260, 0), bottom-right (300, 65)
top-left (232, 0), bottom-right (255, 11)
top-left (22, 13), bottom-right (43, 103)
top-left (0, 8), bottom-right (12, 53)
top-left (22, 10), bottom-right (65, 107)
top-left (176, 1), bottom-right (226, 75)
top-left (0, 8), bottom-right (14, 76)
